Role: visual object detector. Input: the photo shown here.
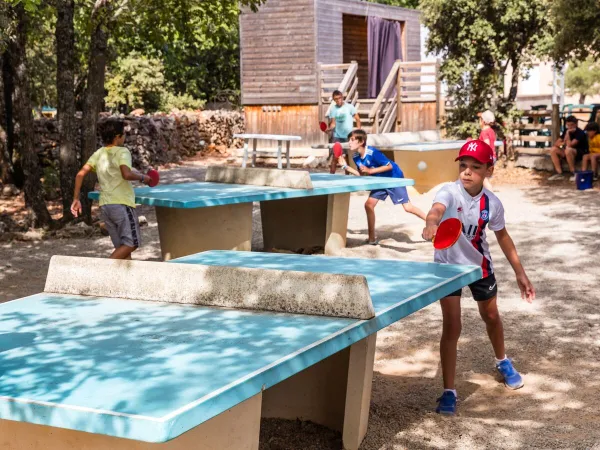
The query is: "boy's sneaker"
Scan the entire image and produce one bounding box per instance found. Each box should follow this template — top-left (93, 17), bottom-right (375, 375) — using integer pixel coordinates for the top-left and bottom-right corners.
top-left (436, 391), bottom-right (457, 415)
top-left (496, 359), bottom-right (524, 389)
top-left (548, 173), bottom-right (564, 181)
top-left (569, 174), bottom-right (576, 182)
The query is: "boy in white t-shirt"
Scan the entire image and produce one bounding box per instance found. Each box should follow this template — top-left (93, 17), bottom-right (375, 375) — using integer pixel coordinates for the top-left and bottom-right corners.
top-left (422, 139), bottom-right (535, 415)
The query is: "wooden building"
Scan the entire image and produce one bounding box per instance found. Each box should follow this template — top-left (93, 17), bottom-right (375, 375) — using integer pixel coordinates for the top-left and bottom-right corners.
top-left (239, 0), bottom-right (439, 148)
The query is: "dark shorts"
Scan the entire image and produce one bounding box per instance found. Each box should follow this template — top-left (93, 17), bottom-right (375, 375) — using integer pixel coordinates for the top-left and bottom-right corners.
top-left (369, 187), bottom-right (409, 205)
top-left (100, 204), bottom-right (141, 249)
top-left (448, 273), bottom-right (497, 301)
top-left (576, 148), bottom-right (588, 162)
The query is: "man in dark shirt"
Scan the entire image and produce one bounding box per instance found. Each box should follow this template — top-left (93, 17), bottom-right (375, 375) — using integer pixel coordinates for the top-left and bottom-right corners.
top-left (549, 115), bottom-right (589, 181)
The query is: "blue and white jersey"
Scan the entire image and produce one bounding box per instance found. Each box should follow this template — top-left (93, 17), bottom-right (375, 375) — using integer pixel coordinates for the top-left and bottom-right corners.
top-left (352, 146), bottom-right (404, 178)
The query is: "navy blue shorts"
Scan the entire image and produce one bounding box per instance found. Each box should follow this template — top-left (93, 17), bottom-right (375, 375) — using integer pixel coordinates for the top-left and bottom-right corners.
top-left (369, 187), bottom-right (409, 205)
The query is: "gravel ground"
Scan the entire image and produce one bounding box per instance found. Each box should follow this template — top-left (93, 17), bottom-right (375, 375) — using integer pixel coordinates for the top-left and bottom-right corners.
top-left (1, 160), bottom-right (599, 449)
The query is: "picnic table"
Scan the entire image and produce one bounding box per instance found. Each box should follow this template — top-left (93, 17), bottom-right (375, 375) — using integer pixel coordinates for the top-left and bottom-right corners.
top-left (234, 134), bottom-right (302, 169)
top-left (90, 171), bottom-right (414, 260)
top-left (0, 251), bottom-right (481, 450)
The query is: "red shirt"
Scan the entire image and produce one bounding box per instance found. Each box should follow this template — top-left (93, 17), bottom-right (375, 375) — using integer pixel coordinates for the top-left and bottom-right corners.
top-left (479, 128), bottom-right (497, 159)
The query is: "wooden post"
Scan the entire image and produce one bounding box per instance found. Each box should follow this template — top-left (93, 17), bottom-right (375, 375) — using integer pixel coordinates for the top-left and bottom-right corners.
top-left (551, 103), bottom-right (560, 144)
top-left (435, 59), bottom-right (442, 130)
top-left (317, 62), bottom-right (323, 122)
top-left (396, 62), bottom-right (402, 132)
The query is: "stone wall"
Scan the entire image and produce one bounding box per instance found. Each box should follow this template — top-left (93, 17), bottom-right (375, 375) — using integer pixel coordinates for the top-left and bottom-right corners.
top-left (35, 110), bottom-right (245, 169)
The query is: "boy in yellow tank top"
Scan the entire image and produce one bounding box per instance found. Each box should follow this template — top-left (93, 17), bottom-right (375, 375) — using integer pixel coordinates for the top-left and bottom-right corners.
top-left (71, 119), bottom-right (151, 259)
top-left (582, 122), bottom-right (600, 180)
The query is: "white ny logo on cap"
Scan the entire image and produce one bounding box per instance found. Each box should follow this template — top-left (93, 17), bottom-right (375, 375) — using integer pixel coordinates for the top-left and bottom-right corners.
top-left (467, 142), bottom-right (478, 152)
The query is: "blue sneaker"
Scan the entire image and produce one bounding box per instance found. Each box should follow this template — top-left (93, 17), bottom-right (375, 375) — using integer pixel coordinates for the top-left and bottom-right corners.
top-left (436, 391), bottom-right (457, 415)
top-left (496, 359), bottom-right (524, 389)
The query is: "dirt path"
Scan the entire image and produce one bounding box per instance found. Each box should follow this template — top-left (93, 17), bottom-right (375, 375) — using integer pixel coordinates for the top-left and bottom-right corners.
top-left (1, 162), bottom-right (599, 449)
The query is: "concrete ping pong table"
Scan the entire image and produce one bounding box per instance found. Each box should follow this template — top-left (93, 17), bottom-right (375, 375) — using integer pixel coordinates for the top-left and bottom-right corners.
top-left (90, 170), bottom-right (414, 260)
top-left (0, 251), bottom-right (481, 450)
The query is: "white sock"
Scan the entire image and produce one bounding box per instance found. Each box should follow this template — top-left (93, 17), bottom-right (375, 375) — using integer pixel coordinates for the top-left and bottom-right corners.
top-left (444, 389), bottom-right (457, 397)
top-left (495, 355), bottom-right (508, 364)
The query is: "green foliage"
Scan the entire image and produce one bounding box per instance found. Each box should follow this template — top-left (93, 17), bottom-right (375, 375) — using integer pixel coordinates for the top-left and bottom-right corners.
top-left (160, 92), bottom-right (204, 112)
top-left (564, 57), bottom-right (600, 103)
top-left (105, 53), bottom-right (204, 112)
top-left (421, 0), bottom-right (550, 137)
top-left (366, 0), bottom-right (419, 8)
top-left (551, 0), bottom-right (600, 62)
top-left (105, 53), bottom-right (166, 112)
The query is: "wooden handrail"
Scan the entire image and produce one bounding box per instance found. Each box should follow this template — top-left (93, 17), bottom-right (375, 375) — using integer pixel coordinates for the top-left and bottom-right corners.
top-left (369, 60), bottom-right (401, 119)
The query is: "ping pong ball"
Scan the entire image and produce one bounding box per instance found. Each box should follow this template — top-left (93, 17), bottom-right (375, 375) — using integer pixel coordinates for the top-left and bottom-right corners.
top-left (418, 161), bottom-right (427, 171)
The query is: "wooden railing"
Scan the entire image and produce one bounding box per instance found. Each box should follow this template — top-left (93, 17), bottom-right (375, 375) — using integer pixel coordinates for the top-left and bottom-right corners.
top-left (369, 60), bottom-right (441, 133)
top-left (317, 62), bottom-right (359, 120)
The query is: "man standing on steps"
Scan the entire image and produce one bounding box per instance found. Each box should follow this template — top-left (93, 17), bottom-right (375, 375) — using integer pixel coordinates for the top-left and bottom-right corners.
top-left (325, 90), bottom-right (361, 174)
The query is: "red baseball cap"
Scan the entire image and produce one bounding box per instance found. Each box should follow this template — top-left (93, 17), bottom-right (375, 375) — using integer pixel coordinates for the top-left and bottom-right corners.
top-left (455, 139), bottom-right (495, 165)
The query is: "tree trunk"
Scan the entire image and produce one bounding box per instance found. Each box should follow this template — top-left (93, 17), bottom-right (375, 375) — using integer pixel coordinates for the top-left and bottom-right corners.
top-left (56, 0), bottom-right (77, 221)
top-left (80, 0), bottom-right (111, 224)
top-left (12, 4), bottom-right (53, 227)
top-left (2, 46), bottom-right (22, 186)
top-left (507, 57), bottom-right (520, 104)
top-left (579, 93), bottom-right (586, 105)
top-left (0, 51), bottom-right (12, 185)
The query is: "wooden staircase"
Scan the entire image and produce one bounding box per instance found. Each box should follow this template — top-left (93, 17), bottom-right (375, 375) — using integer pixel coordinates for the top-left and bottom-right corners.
top-left (318, 60), bottom-right (441, 134)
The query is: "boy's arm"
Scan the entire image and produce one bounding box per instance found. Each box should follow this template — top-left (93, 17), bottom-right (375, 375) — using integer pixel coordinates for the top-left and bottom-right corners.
top-left (421, 202), bottom-right (446, 241)
top-left (353, 113), bottom-right (361, 129)
top-left (328, 117), bottom-right (336, 133)
top-left (338, 155), bottom-right (360, 176)
top-left (71, 164), bottom-right (93, 217)
top-left (494, 227), bottom-right (535, 303)
top-left (360, 163), bottom-right (392, 175)
top-left (120, 165), bottom-right (150, 184)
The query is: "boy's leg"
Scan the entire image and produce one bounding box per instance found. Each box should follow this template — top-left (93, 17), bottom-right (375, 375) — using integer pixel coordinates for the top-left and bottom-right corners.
top-left (592, 154), bottom-right (600, 176)
top-left (440, 295), bottom-right (462, 390)
top-left (329, 153), bottom-right (337, 174)
top-left (549, 146), bottom-right (565, 174)
top-left (565, 147), bottom-right (577, 174)
top-left (364, 196), bottom-right (379, 243)
top-left (401, 202), bottom-right (426, 220)
top-left (110, 245), bottom-right (136, 260)
top-left (582, 154), bottom-right (590, 171)
top-left (476, 296), bottom-right (505, 359)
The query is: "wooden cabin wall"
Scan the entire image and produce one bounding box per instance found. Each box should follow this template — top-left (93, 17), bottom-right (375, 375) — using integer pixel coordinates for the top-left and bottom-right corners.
top-left (244, 106), bottom-right (327, 148)
top-left (240, 0), bottom-right (317, 105)
top-left (316, 0), bottom-right (421, 65)
top-left (400, 101), bottom-right (438, 132)
top-left (342, 15), bottom-right (369, 98)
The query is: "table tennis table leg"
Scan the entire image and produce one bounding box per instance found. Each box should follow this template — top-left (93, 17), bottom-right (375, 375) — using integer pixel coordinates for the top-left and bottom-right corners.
top-left (251, 139), bottom-right (257, 168)
top-left (285, 141), bottom-right (291, 169)
top-left (155, 203), bottom-right (253, 260)
top-left (242, 139), bottom-right (249, 168)
top-left (260, 193), bottom-right (350, 255)
top-left (261, 334), bottom-right (377, 450)
top-left (0, 393), bottom-right (263, 449)
top-left (277, 140), bottom-right (282, 169)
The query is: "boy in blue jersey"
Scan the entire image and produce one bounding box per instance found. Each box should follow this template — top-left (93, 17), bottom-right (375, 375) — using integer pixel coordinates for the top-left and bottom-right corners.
top-left (338, 129), bottom-right (426, 244)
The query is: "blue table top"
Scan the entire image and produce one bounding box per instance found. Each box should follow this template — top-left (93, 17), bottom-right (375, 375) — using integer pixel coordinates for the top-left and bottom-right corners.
top-left (0, 251), bottom-right (480, 442)
top-left (89, 173), bottom-right (414, 208)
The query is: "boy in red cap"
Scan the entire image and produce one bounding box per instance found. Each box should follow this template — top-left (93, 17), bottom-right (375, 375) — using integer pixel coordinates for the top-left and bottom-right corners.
top-left (422, 139), bottom-right (535, 415)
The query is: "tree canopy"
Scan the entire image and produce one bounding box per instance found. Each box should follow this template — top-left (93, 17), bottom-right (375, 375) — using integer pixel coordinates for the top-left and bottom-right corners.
top-left (551, 0), bottom-right (600, 61)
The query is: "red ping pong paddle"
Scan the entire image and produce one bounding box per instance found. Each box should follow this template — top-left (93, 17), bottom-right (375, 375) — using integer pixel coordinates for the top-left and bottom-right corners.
top-left (332, 142), bottom-right (344, 158)
top-left (319, 121), bottom-right (328, 132)
top-left (433, 218), bottom-right (462, 250)
top-left (147, 168), bottom-right (160, 187)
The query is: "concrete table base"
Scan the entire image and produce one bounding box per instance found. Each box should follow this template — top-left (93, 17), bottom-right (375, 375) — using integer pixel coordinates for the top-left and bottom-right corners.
top-left (156, 203), bottom-right (253, 260)
top-left (0, 393), bottom-right (262, 450)
top-left (262, 334), bottom-right (377, 450)
top-left (260, 193), bottom-right (350, 255)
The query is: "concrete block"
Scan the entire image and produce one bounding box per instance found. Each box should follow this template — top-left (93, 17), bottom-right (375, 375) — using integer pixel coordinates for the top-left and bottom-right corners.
top-left (367, 130), bottom-right (441, 147)
top-left (44, 256), bottom-right (375, 320)
top-left (205, 166), bottom-right (313, 190)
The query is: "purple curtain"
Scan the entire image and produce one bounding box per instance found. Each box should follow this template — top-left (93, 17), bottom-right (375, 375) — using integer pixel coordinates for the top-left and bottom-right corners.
top-left (367, 16), bottom-right (403, 99)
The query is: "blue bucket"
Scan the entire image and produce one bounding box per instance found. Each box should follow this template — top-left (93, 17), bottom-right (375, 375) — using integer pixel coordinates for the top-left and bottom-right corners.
top-left (576, 170), bottom-right (594, 190)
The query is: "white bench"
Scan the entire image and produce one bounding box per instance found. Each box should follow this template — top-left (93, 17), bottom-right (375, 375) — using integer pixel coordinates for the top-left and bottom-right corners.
top-left (234, 134), bottom-right (302, 169)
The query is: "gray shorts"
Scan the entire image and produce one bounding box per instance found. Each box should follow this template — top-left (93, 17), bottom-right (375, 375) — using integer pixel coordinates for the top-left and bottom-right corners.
top-left (100, 204), bottom-right (141, 249)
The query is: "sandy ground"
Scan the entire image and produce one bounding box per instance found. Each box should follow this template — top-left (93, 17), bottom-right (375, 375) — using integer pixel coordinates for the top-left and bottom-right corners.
top-left (1, 160), bottom-right (599, 449)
